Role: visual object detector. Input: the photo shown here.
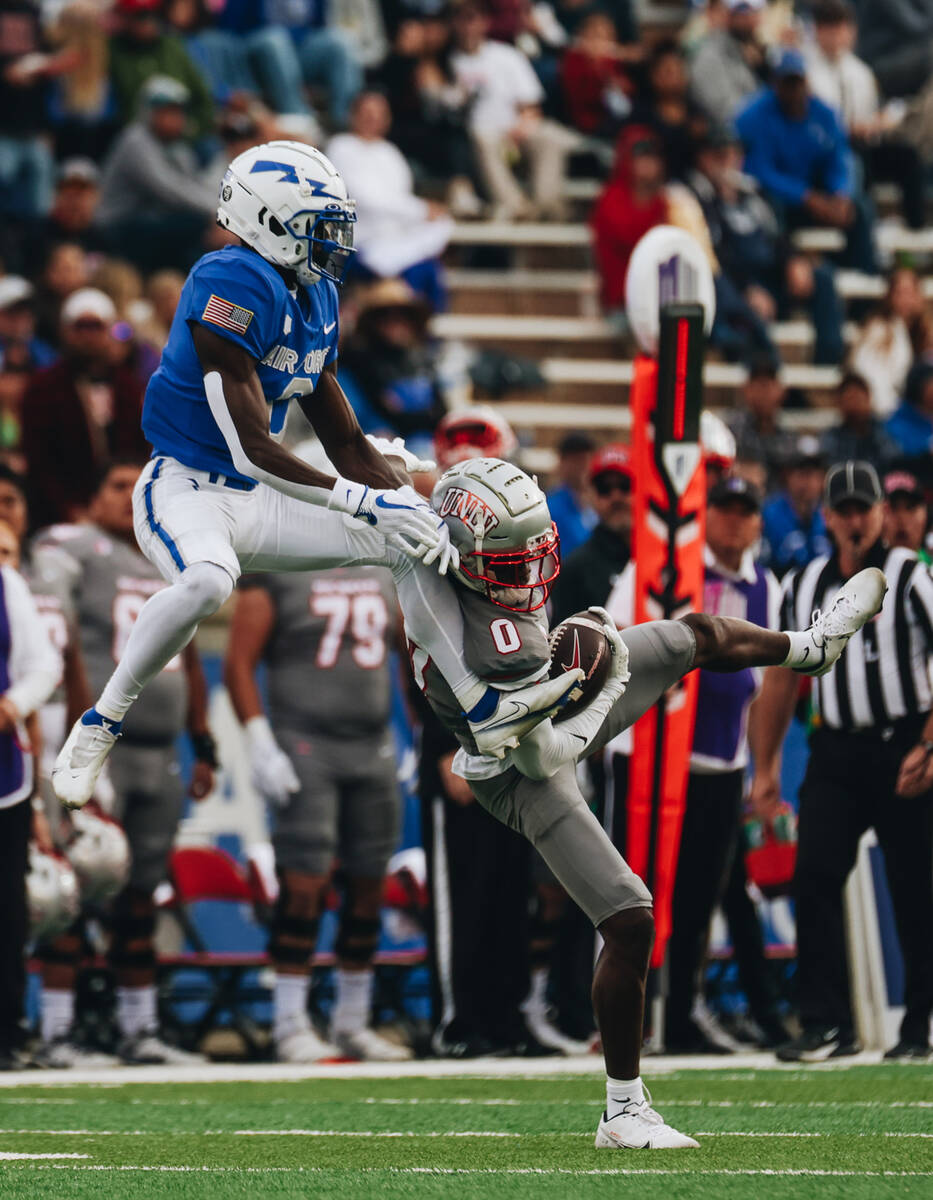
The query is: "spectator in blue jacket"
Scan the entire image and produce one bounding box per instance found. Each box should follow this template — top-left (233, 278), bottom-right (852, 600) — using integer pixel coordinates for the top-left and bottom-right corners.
top-left (760, 436), bottom-right (832, 576)
top-left (735, 48), bottom-right (877, 275)
top-left (546, 433), bottom-right (597, 557)
top-left (885, 361), bottom-right (933, 466)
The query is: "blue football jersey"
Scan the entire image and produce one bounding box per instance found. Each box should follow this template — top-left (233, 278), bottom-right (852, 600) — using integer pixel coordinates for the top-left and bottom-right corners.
top-left (144, 246), bottom-right (339, 482)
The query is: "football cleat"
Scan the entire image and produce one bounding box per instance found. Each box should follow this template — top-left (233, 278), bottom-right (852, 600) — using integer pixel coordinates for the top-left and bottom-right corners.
top-left (118, 1031), bottom-right (204, 1065)
top-left (595, 1099), bottom-right (699, 1150)
top-left (793, 567), bottom-right (887, 677)
top-left (275, 1015), bottom-right (339, 1064)
top-left (331, 1028), bottom-right (412, 1062)
top-left (52, 709), bottom-right (122, 810)
top-left (776, 1026), bottom-right (861, 1062)
top-left (883, 1039), bottom-right (932, 1062)
top-left (469, 671), bottom-right (584, 758)
top-left (33, 1038), bottom-right (119, 1070)
top-left (520, 1009), bottom-right (593, 1057)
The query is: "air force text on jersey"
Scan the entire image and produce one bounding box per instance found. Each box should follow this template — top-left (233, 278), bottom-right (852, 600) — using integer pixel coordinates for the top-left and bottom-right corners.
top-left (143, 246), bottom-right (339, 484)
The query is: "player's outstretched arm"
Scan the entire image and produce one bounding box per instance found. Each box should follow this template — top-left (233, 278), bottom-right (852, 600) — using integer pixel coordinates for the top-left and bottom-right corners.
top-left (510, 617), bottom-right (631, 781)
top-left (194, 327), bottom-right (449, 567)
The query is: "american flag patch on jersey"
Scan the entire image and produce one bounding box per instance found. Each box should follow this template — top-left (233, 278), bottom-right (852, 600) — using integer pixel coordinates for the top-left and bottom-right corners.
top-left (202, 294), bottom-right (254, 334)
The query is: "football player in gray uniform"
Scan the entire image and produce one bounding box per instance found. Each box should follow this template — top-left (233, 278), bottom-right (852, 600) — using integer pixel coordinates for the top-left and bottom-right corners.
top-left (416, 457), bottom-right (885, 1150)
top-left (225, 563), bottom-right (411, 1062)
top-left (34, 461), bottom-right (217, 1065)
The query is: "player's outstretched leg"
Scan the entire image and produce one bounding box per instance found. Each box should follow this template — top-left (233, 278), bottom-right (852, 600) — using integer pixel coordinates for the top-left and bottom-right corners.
top-left (687, 567), bottom-right (887, 677)
top-left (52, 563), bottom-right (233, 809)
top-left (592, 909), bottom-right (699, 1150)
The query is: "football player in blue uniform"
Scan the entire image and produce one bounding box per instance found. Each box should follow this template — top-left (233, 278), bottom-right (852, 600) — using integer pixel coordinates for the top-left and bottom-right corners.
top-left (52, 141), bottom-right (579, 809)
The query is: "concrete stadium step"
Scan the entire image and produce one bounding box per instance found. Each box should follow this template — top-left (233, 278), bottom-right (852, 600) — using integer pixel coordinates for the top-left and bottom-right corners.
top-left (446, 269), bottom-right (600, 318)
top-left (529, 357), bottom-right (842, 408)
top-left (495, 398), bottom-right (838, 456)
top-left (433, 310), bottom-right (858, 365)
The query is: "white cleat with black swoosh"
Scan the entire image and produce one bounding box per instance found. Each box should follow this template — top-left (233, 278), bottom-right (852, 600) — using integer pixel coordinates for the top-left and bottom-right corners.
top-left (52, 708), bottom-right (122, 810)
top-left (595, 1099), bottom-right (699, 1150)
top-left (469, 670), bottom-right (584, 758)
top-left (793, 566), bottom-right (888, 678)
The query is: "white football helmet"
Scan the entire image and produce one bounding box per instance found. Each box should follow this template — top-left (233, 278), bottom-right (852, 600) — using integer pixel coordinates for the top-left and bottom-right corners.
top-left (432, 458), bottom-right (559, 612)
top-left (216, 140), bottom-right (356, 286)
top-left (700, 410), bottom-right (736, 478)
top-left (433, 407), bottom-right (518, 471)
top-left (27, 847), bottom-right (80, 941)
top-left (64, 809), bottom-right (130, 905)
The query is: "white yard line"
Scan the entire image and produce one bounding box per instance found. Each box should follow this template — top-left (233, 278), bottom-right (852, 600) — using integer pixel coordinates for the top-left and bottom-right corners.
top-left (4, 1165), bottom-right (933, 1177)
top-left (0, 1050), bottom-right (898, 1088)
top-left (0, 1152), bottom-right (90, 1160)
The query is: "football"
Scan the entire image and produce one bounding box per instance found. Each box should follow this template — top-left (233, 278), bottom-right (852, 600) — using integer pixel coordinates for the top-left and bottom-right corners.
top-left (548, 610), bottom-right (614, 722)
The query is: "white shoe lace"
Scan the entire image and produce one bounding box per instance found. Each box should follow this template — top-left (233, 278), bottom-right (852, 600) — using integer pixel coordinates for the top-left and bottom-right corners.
top-left (69, 725), bottom-right (116, 769)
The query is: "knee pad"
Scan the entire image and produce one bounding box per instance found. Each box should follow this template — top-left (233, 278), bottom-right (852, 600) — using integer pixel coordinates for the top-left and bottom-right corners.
top-left (110, 889), bottom-right (157, 971)
top-left (335, 915), bottom-right (381, 966)
top-left (268, 872), bottom-right (321, 967)
top-left (179, 562), bottom-right (234, 621)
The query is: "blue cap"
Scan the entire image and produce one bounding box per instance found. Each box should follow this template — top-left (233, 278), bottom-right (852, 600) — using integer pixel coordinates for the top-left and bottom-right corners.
top-left (772, 47), bottom-right (806, 78)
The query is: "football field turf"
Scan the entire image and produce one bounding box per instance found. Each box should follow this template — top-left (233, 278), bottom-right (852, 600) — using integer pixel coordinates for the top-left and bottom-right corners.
top-left (0, 1062), bottom-right (930, 1199)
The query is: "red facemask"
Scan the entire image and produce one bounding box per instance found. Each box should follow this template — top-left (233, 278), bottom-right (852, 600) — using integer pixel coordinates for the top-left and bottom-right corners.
top-left (458, 523), bottom-right (561, 612)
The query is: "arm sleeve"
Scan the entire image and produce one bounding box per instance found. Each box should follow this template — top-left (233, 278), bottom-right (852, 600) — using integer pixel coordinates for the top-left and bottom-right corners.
top-left (510, 670), bottom-right (629, 780)
top-left (3, 567), bottom-right (62, 717)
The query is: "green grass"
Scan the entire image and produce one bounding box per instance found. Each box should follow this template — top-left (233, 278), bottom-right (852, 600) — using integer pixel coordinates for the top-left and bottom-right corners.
top-left (0, 1066), bottom-right (931, 1199)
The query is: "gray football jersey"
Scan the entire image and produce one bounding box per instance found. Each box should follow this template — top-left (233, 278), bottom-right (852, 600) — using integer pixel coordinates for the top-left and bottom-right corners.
top-left (250, 566), bottom-right (396, 737)
top-left (414, 586), bottom-right (550, 753)
top-left (31, 524), bottom-right (188, 744)
top-left (21, 556), bottom-right (70, 709)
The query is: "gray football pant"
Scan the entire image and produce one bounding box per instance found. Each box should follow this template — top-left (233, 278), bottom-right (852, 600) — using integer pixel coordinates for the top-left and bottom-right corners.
top-left (469, 620), bottom-right (697, 926)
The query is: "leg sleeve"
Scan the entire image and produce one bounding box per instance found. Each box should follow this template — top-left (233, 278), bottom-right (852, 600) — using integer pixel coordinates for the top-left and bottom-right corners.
top-left (587, 620), bottom-right (697, 757)
top-left (471, 764), bottom-right (652, 927)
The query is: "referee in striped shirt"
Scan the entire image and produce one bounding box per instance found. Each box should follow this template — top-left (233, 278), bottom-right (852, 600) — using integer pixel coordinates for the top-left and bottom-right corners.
top-left (750, 461), bottom-right (933, 1062)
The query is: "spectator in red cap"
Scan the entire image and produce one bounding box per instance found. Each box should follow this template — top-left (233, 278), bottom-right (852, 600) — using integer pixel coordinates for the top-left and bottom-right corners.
top-left (21, 289), bottom-right (149, 530)
top-left (883, 471), bottom-right (930, 561)
top-left (550, 442), bottom-right (633, 622)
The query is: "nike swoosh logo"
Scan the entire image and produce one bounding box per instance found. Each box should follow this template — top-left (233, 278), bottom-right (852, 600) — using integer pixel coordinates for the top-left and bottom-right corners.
top-left (323, 321), bottom-right (336, 335)
top-left (568, 630), bottom-right (582, 673)
top-left (497, 700), bottom-right (530, 723)
top-left (374, 495), bottom-right (414, 511)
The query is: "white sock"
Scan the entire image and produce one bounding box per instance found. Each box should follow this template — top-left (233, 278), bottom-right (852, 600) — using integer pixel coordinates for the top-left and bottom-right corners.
top-left (97, 563), bottom-right (232, 720)
top-left (606, 1075), bottom-right (644, 1118)
top-left (521, 968), bottom-right (549, 1020)
top-left (780, 629), bottom-right (814, 669)
top-left (116, 985), bottom-right (157, 1038)
top-left (274, 973), bottom-right (310, 1041)
top-left (331, 969), bottom-right (373, 1036)
top-left (41, 989), bottom-right (74, 1044)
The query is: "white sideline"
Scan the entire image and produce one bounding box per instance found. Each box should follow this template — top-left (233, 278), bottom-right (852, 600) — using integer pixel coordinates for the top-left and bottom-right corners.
top-left (0, 1050), bottom-right (892, 1088)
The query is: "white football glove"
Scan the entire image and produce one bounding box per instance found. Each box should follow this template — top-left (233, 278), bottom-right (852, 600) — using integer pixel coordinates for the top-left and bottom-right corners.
top-left (329, 476), bottom-right (452, 570)
top-left (365, 435), bottom-right (437, 475)
top-left (588, 607), bottom-right (630, 686)
top-left (245, 716), bottom-right (299, 807)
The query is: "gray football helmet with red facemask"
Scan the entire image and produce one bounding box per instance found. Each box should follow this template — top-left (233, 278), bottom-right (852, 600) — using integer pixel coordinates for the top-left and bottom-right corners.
top-left (431, 458), bottom-right (559, 613)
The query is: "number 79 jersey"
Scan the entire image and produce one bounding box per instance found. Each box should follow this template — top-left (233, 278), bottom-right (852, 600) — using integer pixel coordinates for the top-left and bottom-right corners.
top-left (243, 566), bottom-right (397, 737)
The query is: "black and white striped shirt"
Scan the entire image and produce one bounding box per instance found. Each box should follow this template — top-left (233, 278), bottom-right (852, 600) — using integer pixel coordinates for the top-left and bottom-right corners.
top-left (781, 544), bottom-right (933, 731)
